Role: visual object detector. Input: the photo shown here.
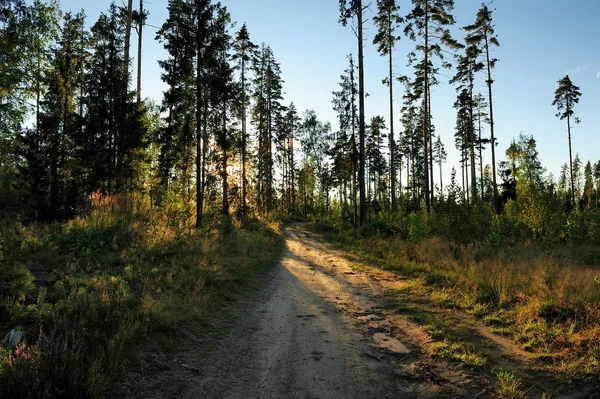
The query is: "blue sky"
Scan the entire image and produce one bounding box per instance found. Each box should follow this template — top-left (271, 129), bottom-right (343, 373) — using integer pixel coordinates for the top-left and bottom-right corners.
top-left (57, 0), bottom-right (600, 186)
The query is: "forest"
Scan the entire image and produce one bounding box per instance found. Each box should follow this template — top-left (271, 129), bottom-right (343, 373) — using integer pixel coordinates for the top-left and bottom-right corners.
top-left (1, 0), bottom-right (599, 398)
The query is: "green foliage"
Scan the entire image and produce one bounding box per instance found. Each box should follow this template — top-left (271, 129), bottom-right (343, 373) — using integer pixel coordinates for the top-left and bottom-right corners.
top-left (0, 194), bottom-right (282, 397)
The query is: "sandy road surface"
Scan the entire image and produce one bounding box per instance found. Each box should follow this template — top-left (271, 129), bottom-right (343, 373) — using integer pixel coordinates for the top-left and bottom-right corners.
top-left (183, 224), bottom-right (477, 399)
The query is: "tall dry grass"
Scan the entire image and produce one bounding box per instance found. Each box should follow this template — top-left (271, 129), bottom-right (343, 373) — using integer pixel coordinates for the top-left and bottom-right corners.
top-left (0, 193), bottom-right (282, 398)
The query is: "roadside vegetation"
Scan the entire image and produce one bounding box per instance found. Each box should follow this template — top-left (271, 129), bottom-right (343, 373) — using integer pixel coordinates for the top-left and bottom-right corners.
top-left (312, 191), bottom-right (600, 395)
top-left (0, 194), bottom-right (282, 398)
top-left (2, 0), bottom-right (600, 397)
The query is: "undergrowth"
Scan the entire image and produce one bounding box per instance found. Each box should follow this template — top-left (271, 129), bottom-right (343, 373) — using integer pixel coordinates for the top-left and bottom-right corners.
top-left (0, 193), bottom-right (282, 398)
top-left (311, 208), bottom-right (600, 392)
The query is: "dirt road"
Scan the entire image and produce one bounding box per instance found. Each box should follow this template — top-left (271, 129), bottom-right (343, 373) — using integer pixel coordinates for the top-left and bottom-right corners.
top-left (184, 224), bottom-right (481, 399)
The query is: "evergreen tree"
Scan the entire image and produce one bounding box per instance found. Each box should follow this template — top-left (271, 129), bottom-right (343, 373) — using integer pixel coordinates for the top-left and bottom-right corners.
top-left (552, 74), bottom-right (581, 208)
top-left (133, 0), bottom-right (148, 104)
top-left (38, 12), bottom-right (86, 218)
top-left (210, 5), bottom-right (235, 216)
top-left (373, 0), bottom-right (402, 211)
top-left (366, 115), bottom-right (387, 203)
top-left (572, 154), bottom-right (582, 204)
top-left (339, 0), bottom-right (367, 224)
top-left (464, 4), bottom-right (500, 211)
top-left (450, 40), bottom-right (483, 200)
top-left (583, 160), bottom-right (593, 208)
top-left (195, 0), bottom-right (216, 228)
top-left (594, 161), bottom-right (600, 208)
top-left (331, 55), bottom-right (359, 224)
top-left (300, 110), bottom-right (331, 215)
top-left (405, 0), bottom-right (459, 212)
top-left (156, 0), bottom-right (197, 195)
top-left (454, 89), bottom-right (472, 201)
top-left (232, 23), bottom-right (258, 219)
top-left (432, 135), bottom-right (446, 196)
top-left (0, 0), bottom-right (28, 153)
top-left (473, 92), bottom-right (490, 200)
top-left (252, 44), bottom-right (283, 213)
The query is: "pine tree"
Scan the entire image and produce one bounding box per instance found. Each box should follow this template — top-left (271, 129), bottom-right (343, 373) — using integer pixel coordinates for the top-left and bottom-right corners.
top-left (583, 160), bottom-right (593, 208)
top-left (405, 0), bottom-right (459, 212)
top-left (133, 0), bottom-right (148, 104)
top-left (373, 0), bottom-right (402, 211)
top-left (209, 5), bottom-right (235, 216)
top-left (22, 0), bottom-right (61, 137)
top-left (156, 0), bottom-right (197, 195)
top-left (232, 23), bottom-right (258, 219)
top-left (252, 44), bottom-right (283, 213)
top-left (464, 4), bottom-right (500, 211)
top-left (38, 12), bottom-right (85, 218)
top-left (594, 161), bottom-right (600, 208)
top-left (0, 0), bottom-right (27, 144)
top-left (366, 116), bottom-right (387, 203)
top-left (331, 55), bottom-right (359, 224)
top-left (398, 77), bottom-right (422, 203)
top-left (572, 154), bottom-right (582, 205)
top-left (195, 0), bottom-right (215, 228)
top-left (473, 93), bottom-right (490, 200)
top-left (15, 0), bottom-right (61, 215)
top-left (300, 110), bottom-right (331, 215)
top-left (339, 0), bottom-right (367, 224)
top-left (552, 74), bottom-right (581, 209)
top-left (450, 41), bottom-right (483, 200)
top-left (432, 135), bottom-right (446, 196)
top-left (124, 0), bottom-right (133, 88)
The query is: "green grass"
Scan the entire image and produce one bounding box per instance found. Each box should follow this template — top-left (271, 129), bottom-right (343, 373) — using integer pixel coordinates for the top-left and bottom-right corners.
top-left (0, 194), bottom-right (283, 398)
top-left (493, 368), bottom-right (528, 399)
top-left (310, 219), bottom-right (600, 390)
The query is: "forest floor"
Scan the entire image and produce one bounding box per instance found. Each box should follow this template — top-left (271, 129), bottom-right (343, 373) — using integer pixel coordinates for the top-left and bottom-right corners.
top-left (137, 223), bottom-right (599, 399)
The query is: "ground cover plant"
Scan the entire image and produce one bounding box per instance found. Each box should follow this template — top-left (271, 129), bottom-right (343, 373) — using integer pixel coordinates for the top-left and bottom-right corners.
top-left (0, 194), bottom-right (282, 398)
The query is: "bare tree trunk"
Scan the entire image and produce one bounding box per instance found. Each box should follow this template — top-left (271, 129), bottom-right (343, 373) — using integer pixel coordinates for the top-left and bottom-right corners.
top-left (469, 80), bottom-right (477, 201)
top-left (388, 15), bottom-right (396, 212)
top-left (222, 103), bottom-right (229, 215)
top-left (439, 161), bottom-right (443, 196)
top-left (478, 109), bottom-right (484, 200)
top-left (485, 34), bottom-right (499, 212)
top-left (429, 93), bottom-right (434, 204)
top-left (124, 0), bottom-right (133, 86)
top-left (136, 0), bottom-right (143, 104)
top-left (358, 0), bottom-right (367, 225)
top-left (195, 1), bottom-right (204, 229)
top-left (567, 115), bottom-right (575, 207)
top-left (423, 2), bottom-right (430, 213)
top-left (241, 52), bottom-right (247, 220)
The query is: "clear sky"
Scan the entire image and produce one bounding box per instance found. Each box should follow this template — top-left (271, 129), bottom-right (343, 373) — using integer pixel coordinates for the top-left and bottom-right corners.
top-left (56, 0), bottom-right (600, 186)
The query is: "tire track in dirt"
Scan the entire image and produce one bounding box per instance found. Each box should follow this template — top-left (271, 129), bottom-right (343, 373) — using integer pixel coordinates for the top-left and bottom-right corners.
top-left (180, 224), bottom-right (489, 398)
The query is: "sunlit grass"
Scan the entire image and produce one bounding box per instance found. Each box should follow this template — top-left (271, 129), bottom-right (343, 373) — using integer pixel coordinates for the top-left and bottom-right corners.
top-left (0, 193), bottom-right (283, 398)
top-left (311, 218), bottom-right (600, 386)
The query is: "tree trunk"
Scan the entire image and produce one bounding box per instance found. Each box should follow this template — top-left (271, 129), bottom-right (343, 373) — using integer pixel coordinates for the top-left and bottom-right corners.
top-left (469, 79), bottom-right (477, 200)
top-left (136, 0), bottom-right (143, 104)
top-left (195, 1), bottom-right (204, 229)
top-left (478, 109), bottom-right (484, 200)
top-left (485, 33), bottom-right (499, 212)
top-left (388, 15), bottom-right (396, 212)
top-left (439, 161), bottom-right (443, 196)
top-left (423, 1), bottom-right (431, 212)
top-left (222, 103), bottom-right (229, 215)
top-left (357, 0), bottom-right (367, 225)
top-left (429, 93), bottom-right (434, 204)
top-left (241, 50), bottom-right (247, 220)
top-left (567, 115), bottom-right (575, 208)
top-left (124, 0), bottom-right (133, 86)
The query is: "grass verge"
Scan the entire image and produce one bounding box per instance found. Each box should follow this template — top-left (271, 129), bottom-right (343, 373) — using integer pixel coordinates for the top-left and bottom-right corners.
top-left (310, 220), bottom-right (600, 396)
top-left (0, 194), bottom-right (283, 398)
